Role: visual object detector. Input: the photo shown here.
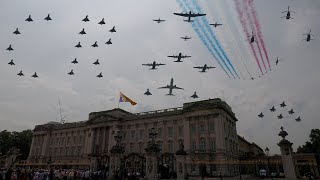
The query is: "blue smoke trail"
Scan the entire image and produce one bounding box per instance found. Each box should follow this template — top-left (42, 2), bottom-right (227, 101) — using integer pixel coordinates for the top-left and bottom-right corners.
top-left (189, 0), bottom-right (240, 79)
top-left (176, 0), bottom-right (231, 78)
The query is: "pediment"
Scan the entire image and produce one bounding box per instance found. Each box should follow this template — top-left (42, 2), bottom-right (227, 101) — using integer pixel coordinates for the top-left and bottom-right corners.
top-left (87, 113), bottom-right (119, 124)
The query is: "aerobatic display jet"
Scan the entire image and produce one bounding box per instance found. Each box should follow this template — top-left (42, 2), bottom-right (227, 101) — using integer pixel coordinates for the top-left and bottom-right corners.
top-left (91, 41), bottom-right (98, 47)
top-left (193, 64), bottom-right (216, 72)
top-left (71, 58), bottom-right (78, 64)
top-left (248, 32), bottom-right (255, 43)
top-left (6, 45), bottom-right (13, 51)
top-left (109, 26), bottom-right (116, 33)
top-left (288, 109), bottom-right (294, 114)
top-left (8, 60), bottom-right (15, 65)
top-left (98, 18), bottom-right (106, 25)
top-left (68, 70), bottom-right (74, 75)
top-left (79, 28), bottom-right (86, 35)
top-left (144, 89), bottom-right (152, 96)
top-left (142, 61), bottom-right (165, 70)
top-left (96, 73), bottom-right (103, 78)
top-left (32, 72), bottom-right (38, 78)
top-left (277, 114), bottom-right (284, 119)
top-left (258, 112), bottom-right (264, 118)
top-left (17, 70), bottom-right (24, 76)
top-left (82, 15), bottom-right (89, 22)
top-left (158, 78), bottom-right (184, 96)
top-left (173, 11), bottom-right (206, 22)
top-left (153, 18), bottom-right (166, 23)
top-left (276, 57), bottom-right (280, 66)
top-left (93, 59), bottom-right (100, 65)
top-left (281, 6), bottom-right (294, 20)
top-left (13, 28), bottom-right (21, 35)
top-left (180, 36), bottom-right (191, 41)
top-left (303, 29), bottom-right (314, 42)
top-left (295, 116), bottom-right (301, 122)
top-left (210, 22), bottom-right (222, 27)
top-left (44, 14), bottom-right (52, 21)
top-left (270, 106), bottom-right (276, 112)
top-left (167, 53), bottom-right (191, 62)
top-left (191, 92), bottom-right (199, 98)
top-left (75, 42), bottom-right (82, 48)
top-left (25, 15), bottom-right (33, 22)
top-left (280, 101), bottom-right (286, 107)
top-left (106, 38), bottom-right (112, 45)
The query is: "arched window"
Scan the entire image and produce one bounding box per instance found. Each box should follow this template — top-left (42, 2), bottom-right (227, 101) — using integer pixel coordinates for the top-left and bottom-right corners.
top-left (200, 138), bottom-right (206, 151)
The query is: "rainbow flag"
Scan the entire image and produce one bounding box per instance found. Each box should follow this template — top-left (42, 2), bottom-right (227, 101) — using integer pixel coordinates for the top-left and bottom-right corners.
top-left (119, 92), bottom-right (137, 106)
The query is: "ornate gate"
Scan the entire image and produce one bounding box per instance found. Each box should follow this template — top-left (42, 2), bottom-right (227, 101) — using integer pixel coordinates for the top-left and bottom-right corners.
top-left (123, 153), bottom-right (146, 176)
top-left (159, 153), bottom-right (176, 179)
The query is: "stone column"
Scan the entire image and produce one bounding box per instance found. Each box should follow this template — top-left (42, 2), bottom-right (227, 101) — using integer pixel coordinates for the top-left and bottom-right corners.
top-left (277, 126), bottom-right (297, 180)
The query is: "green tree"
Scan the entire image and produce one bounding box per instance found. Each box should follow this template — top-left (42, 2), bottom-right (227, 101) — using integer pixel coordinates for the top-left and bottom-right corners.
top-left (297, 129), bottom-right (320, 153)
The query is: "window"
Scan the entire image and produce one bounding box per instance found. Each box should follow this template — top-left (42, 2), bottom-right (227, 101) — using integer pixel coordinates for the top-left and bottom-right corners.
top-left (139, 129), bottom-right (144, 138)
top-left (200, 138), bottom-right (206, 151)
top-left (130, 143), bottom-right (134, 152)
top-left (191, 124), bottom-right (196, 134)
top-left (178, 126), bottom-right (184, 137)
top-left (158, 128), bottom-right (162, 138)
top-left (168, 127), bottom-right (173, 138)
top-left (158, 141), bottom-right (162, 151)
top-left (139, 143), bottom-right (143, 153)
top-left (131, 130), bottom-right (135, 139)
top-left (209, 122), bottom-right (215, 132)
top-left (199, 124), bottom-right (205, 133)
top-left (168, 141), bottom-right (173, 153)
top-left (209, 140), bottom-right (216, 151)
top-left (192, 141), bottom-right (197, 151)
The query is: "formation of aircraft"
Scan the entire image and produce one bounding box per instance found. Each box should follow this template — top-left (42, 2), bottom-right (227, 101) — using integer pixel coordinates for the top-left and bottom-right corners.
top-left (303, 29), bottom-right (314, 42)
top-left (193, 64), bottom-right (216, 72)
top-left (173, 11), bottom-right (206, 22)
top-left (281, 6), bottom-right (294, 20)
top-left (142, 61), bottom-right (165, 70)
top-left (210, 22), bottom-right (222, 28)
top-left (158, 78), bottom-right (184, 96)
top-left (180, 36), bottom-right (191, 41)
top-left (258, 101), bottom-right (301, 122)
top-left (153, 18), bottom-right (166, 23)
top-left (144, 89), bottom-right (152, 96)
top-left (167, 53), bottom-right (191, 62)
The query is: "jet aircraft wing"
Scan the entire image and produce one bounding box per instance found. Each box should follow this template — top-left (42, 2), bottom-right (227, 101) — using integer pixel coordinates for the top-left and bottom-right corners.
top-left (158, 85), bottom-right (170, 89)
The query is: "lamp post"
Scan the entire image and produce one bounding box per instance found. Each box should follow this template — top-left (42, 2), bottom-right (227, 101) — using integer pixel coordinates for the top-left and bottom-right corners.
top-left (265, 147), bottom-right (273, 180)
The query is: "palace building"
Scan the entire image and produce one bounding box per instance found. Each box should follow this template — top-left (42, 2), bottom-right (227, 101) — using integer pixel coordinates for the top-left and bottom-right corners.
top-left (26, 98), bottom-right (241, 178)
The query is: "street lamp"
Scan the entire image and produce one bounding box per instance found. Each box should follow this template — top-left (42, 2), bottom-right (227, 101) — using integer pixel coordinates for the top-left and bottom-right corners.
top-left (265, 147), bottom-right (273, 180)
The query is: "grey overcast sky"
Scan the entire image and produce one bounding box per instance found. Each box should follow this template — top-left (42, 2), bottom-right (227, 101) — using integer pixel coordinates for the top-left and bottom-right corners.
top-left (1, 0), bottom-right (320, 154)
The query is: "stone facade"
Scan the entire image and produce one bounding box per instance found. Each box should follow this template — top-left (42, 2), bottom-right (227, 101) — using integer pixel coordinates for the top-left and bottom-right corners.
top-left (27, 98), bottom-right (239, 177)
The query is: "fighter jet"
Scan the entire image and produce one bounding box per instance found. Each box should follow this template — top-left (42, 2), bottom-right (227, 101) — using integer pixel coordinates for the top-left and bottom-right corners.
top-left (180, 36), bottom-right (191, 41)
top-left (142, 61), bottom-right (165, 70)
top-left (68, 70), bottom-right (74, 75)
top-left (98, 18), bottom-right (106, 25)
top-left (144, 89), bottom-right (152, 96)
top-left (105, 38), bottom-right (112, 45)
top-left (158, 78), bottom-right (184, 96)
top-left (270, 106), bottom-right (276, 112)
top-left (173, 11), bottom-right (206, 22)
top-left (109, 26), bottom-right (116, 33)
top-left (191, 92), bottom-right (199, 99)
top-left (93, 59), bottom-right (100, 65)
top-left (281, 6), bottom-right (294, 20)
top-left (8, 60), bottom-right (15, 65)
top-left (258, 112), bottom-right (264, 118)
top-left (44, 14), bottom-right (52, 21)
top-left (75, 42), bottom-right (82, 48)
top-left (153, 18), bottom-right (166, 23)
top-left (82, 15), bottom-right (89, 22)
top-left (91, 41), bottom-right (98, 47)
top-left (31, 72), bottom-right (38, 78)
top-left (96, 73), bottom-right (103, 78)
top-left (295, 116), bottom-right (301, 122)
top-left (210, 22), bottom-right (223, 28)
top-left (193, 64), bottom-right (216, 72)
top-left (167, 53), bottom-right (191, 62)
top-left (277, 114), bottom-right (284, 119)
top-left (248, 32), bottom-right (255, 43)
top-left (17, 70), bottom-right (24, 76)
top-left (79, 28), bottom-right (86, 35)
top-left (276, 57), bottom-right (280, 66)
top-left (288, 109), bottom-right (294, 114)
top-left (25, 15), bottom-right (33, 22)
top-left (6, 45), bottom-right (13, 51)
top-left (71, 58), bottom-right (78, 64)
top-left (280, 101), bottom-right (286, 107)
top-left (303, 29), bottom-right (314, 42)
top-left (13, 28), bottom-right (21, 35)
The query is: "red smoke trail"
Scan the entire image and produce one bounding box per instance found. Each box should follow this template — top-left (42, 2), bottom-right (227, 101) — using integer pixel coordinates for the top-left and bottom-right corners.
top-left (234, 0), bottom-right (263, 74)
top-left (243, 0), bottom-right (267, 73)
top-left (248, 0), bottom-right (271, 70)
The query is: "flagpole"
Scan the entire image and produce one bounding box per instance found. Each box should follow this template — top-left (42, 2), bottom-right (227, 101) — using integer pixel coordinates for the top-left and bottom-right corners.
top-left (117, 92), bottom-right (120, 109)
